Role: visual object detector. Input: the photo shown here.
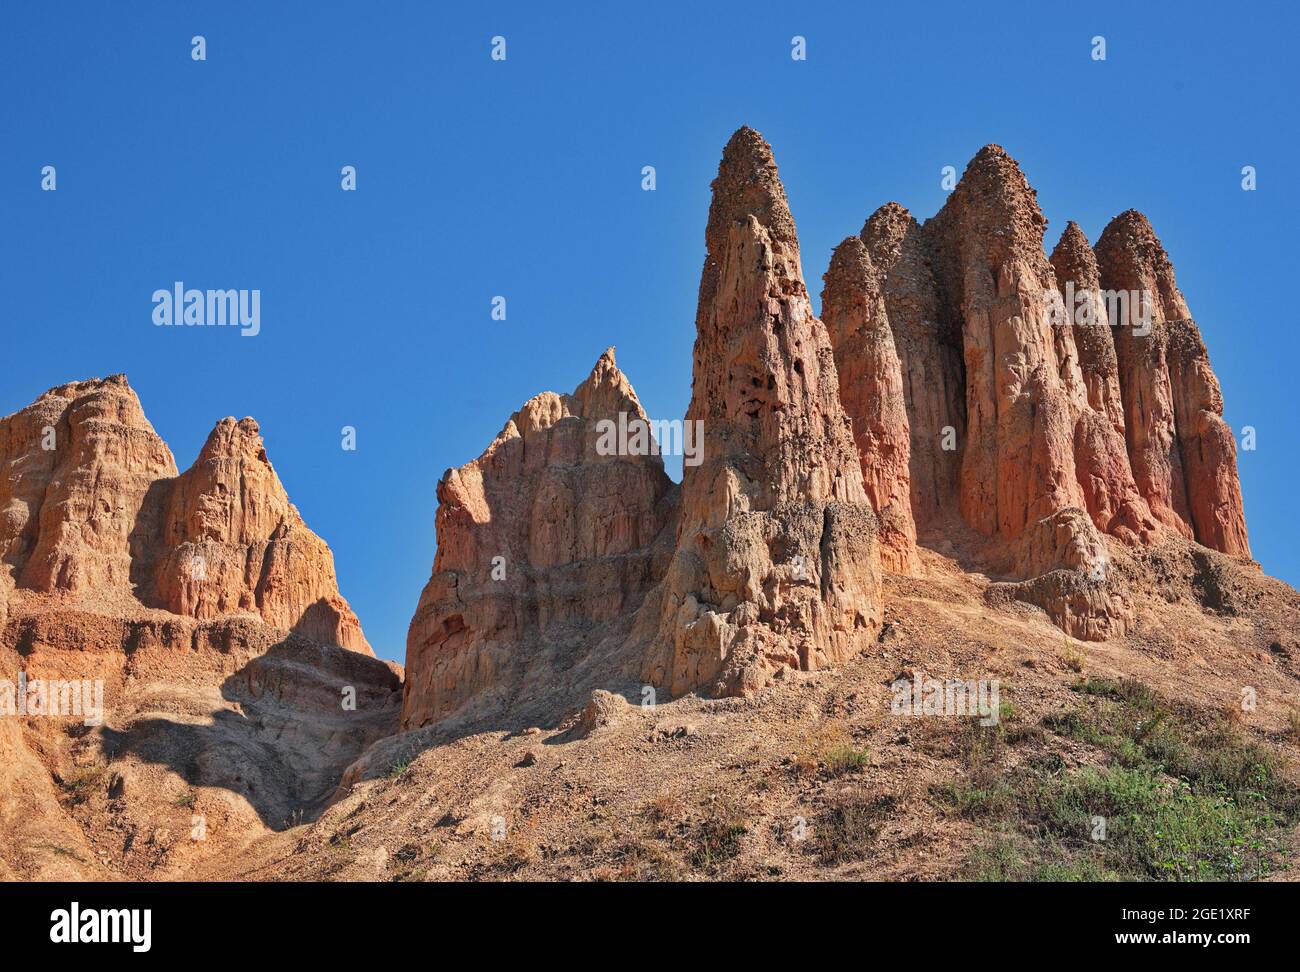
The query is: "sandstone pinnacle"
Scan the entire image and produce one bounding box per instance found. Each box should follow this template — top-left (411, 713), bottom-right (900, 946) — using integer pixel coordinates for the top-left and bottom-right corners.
top-left (1096, 210), bottom-right (1248, 555)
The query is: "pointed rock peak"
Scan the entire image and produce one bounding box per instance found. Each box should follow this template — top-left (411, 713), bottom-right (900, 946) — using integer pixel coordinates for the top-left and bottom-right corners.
top-left (573, 345), bottom-right (646, 421)
top-left (1059, 220), bottom-right (1089, 247)
top-left (934, 142), bottom-right (1047, 263)
top-left (860, 202), bottom-right (923, 276)
top-left (1095, 209), bottom-right (1171, 266)
top-left (196, 416), bottom-right (271, 466)
top-left (955, 142), bottom-right (1041, 213)
top-left (860, 201), bottom-right (914, 240)
top-left (824, 235), bottom-right (878, 301)
top-left (582, 346), bottom-right (620, 388)
top-left (707, 126), bottom-right (797, 253)
top-left (973, 143), bottom-right (1011, 162)
top-left (1095, 209), bottom-right (1189, 320)
top-left (1050, 220), bottom-right (1101, 288)
top-left (1102, 208), bottom-right (1156, 240)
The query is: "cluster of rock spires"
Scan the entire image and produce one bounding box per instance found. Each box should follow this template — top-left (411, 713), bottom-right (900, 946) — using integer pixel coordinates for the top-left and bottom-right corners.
top-left (402, 127), bottom-right (1250, 729)
top-left (0, 127), bottom-right (1251, 740)
top-left (0, 375), bottom-right (370, 654)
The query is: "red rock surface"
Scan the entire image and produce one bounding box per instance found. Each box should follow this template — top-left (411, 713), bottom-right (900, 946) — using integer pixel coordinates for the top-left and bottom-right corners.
top-left (822, 235), bottom-right (919, 573)
top-left (401, 349), bottom-right (677, 730)
top-left (830, 147), bottom-right (1248, 638)
top-left (151, 416), bottom-right (371, 653)
top-left (926, 145), bottom-right (1089, 541)
top-left (1049, 221), bottom-right (1157, 543)
top-left (636, 127), bottom-right (881, 697)
top-left (0, 376), bottom-right (370, 653)
top-left (859, 202), bottom-right (965, 535)
top-left (1095, 211), bottom-right (1249, 556)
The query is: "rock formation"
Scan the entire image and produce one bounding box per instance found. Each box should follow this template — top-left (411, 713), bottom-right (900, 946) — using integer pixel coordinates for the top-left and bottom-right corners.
top-left (637, 127), bottom-right (881, 698)
top-left (1049, 221), bottom-right (1157, 544)
top-left (925, 145), bottom-right (1090, 541)
top-left (858, 203), bottom-right (965, 535)
top-left (821, 235), bottom-right (919, 573)
top-left (1095, 210), bottom-right (1249, 556)
top-left (828, 146), bottom-right (1247, 637)
top-left (0, 375), bottom-right (370, 653)
top-left (1, 376), bottom-right (177, 594)
top-left (0, 375), bottom-right (395, 880)
top-left (400, 128), bottom-right (1255, 736)
top-left (150, 417), bottom-right (370, 653)
top-left (401, 348), bottom-right (678, 730)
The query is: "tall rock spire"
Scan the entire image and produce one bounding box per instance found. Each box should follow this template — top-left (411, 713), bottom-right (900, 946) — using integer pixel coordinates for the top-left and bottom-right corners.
top-left (927, 144), bottom-right (1089, 540)
top-left (640, 127), bottom-right (881, 698)
top-left (1050, 221), bottom-right (1156, 543)
top-left (1095, 211), bottom-right (1249, 555)
top-left (859, 202), bottom-right (964, 532)
top-left (822, 235), bottom-right (919, 573)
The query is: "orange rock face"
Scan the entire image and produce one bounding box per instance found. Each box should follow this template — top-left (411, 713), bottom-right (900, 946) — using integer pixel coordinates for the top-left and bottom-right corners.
top-left (1095, 211), bottom-right (1249, 556)
top-left (401, 349), bottom-right (678, 730)
top-left (858, 203), bottom-right (964, 535)
top-left (399, 129), bottom-right (1256, 733)
top-left (831, 145), bottom-right (1247, 639)
top-left (926, 146), bottom-right (1089, 541)
top-left (1049, 221), bottom-right (1156, 544)
top-left (0, 376), bottom-right (370, 653)
top-left (822, 235), bottom-right (919, 573)
top-left (0, 376), bottom-right (177, 594)
top-left (638, 127), bottom-right (881, 698)
top-left (150, 416), bottom-right (371, 653)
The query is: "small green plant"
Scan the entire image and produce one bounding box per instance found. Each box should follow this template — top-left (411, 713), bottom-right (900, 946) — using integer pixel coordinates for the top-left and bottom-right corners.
top-left (823, 743), bottom-right (871, 776)
top-left (386, 759), bottom-right (410, 780)
top-left (31, 843), bottom-right (86, 863)
top-left (173, 790), bottom-right (196, 809)
top-left (57, 767), bottom-right (106, 805)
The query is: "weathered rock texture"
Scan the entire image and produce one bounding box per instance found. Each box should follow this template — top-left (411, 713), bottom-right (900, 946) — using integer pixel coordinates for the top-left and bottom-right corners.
top-left (150, 417), bottom-right (370, 653)
top-left (0, 376), bottom-right (177, 594)
top-left (1050, 221), bottom-right (1157, 544)
top-left (401, 349), bottom-right (678, 730)
top-left (401, 129), bottom-right (1254, 736)
top-left (926, 146), bottom-right (1090, 541)
top-left (822, 236), bottom-right (919, 573)
top-left (1095, 211), bottom-right (1249, 556)
top-left (0, 376), bottom-right (395, 880)
top-left (858, 202), bottom-right (965, 534)
top-left (638, 127), bottom-right (881, 698)
top-left (830, 146), bottom-right (1248, 638)
top-left (0, 376), bottom-right (370, 653)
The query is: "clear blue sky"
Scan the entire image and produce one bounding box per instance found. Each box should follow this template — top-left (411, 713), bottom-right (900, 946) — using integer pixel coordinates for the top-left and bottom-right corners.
top-left (3, 1), bottom-right (1296, 661)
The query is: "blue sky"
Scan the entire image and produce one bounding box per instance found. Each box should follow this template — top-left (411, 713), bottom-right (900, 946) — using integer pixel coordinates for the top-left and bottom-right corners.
top-left (3, 1), bottom-right (1296, 661)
